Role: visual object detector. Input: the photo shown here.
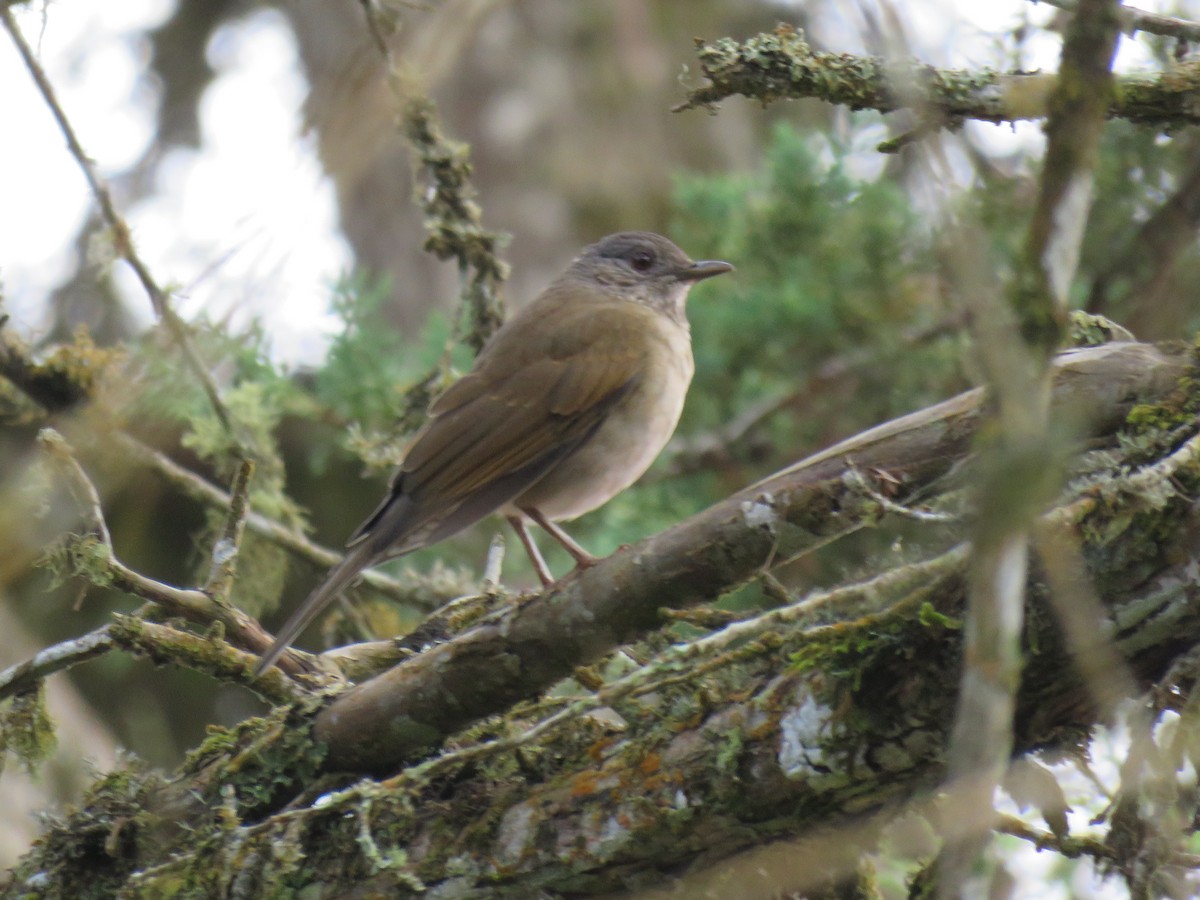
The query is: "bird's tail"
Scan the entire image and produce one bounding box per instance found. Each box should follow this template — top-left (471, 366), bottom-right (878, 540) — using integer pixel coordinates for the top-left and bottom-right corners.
top-left (254, 541), bottom-right (379, 677)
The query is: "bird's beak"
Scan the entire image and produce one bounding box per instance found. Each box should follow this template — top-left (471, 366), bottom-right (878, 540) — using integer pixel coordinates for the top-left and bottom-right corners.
top-left (676, 259), bottom-right (734, 282)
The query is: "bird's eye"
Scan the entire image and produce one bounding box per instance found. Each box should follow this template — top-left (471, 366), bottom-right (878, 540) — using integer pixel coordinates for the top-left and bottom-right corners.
top-left (630, 250), bottom-right (655, 272)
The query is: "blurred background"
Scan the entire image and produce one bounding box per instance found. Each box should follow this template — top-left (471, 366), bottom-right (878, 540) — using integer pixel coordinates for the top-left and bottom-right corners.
top-left (2, 0), bottom-right (1198, 894)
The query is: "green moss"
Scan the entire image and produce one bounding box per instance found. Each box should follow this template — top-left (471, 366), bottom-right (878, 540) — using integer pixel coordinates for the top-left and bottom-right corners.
top-left (38, 327), bottom-right (126, 401)
top-left (38, 535), bottom-right (115, 591)
top-left (0, 683), bottom-right (57, 776)
top-left (1125, 402), bottom-right (1191, 433)
top-left (917, 603), bottom-right (961, 631)
top-left (3, 762), bottom-right (164, 899)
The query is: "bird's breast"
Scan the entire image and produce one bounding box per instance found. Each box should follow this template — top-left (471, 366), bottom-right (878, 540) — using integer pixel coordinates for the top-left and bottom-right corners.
top-left (508, 320), bottom-right (694, 522)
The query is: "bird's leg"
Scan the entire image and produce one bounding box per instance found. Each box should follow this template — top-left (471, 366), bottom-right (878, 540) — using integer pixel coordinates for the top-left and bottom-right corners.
top-left (522, 507), bottom-right (601, 569)
top-left (507, 515), bottom-right (555, 586)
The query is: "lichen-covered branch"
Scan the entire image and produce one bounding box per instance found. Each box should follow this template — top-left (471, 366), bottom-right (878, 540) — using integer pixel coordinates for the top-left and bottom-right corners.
top-left (36, 428), bottom-right (309, 677)
top-left (0, 327), bottom-right (467, 612)
top-left (314, 341), bottom-right (1185, 772)
top-left (106, 615), bottom-right (305, 706)
top-left (10, 358), bottom-right (1200, 895)
top-left (675, 25), bottom-right (1200, 129)
top-left (0, 627), bottom-right (114, 702)
top-left (358, 2), bottom-right (509, 353)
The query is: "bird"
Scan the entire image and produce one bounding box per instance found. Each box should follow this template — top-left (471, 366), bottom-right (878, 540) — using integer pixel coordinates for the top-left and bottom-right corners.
top-left (255, 231), bottom-right (732, 675)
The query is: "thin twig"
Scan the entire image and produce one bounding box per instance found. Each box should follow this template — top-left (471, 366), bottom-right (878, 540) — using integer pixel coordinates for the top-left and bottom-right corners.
top-left (658, 316), bottom-right (961, 479)
top-left (0, 626), bottom-right (115, 702)
top-left (845, 460), bottom-right (961, 524)
top-left (1033, 0), bottom-right (1200, 42)
top-left (1001, 808), bottom-right (1200, 869)
top-left (0, 6), bottom-right (243, 450)
top-left (37, 428), bottom-right (309, 673)
top-left (38, 428), bottom-right (111, 545)
top-left (204, 457), bottom-right (255, 601)
top-left (112, 432), bottom-right (466, 609)
top-left (0, 323), bottom-right (464, 608)
top-left (480, 532), bottom-right (505, 592)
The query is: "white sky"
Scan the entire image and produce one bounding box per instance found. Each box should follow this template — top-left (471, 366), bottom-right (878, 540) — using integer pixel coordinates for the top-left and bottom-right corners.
top-left (0, 1), bottom-right (350, 364)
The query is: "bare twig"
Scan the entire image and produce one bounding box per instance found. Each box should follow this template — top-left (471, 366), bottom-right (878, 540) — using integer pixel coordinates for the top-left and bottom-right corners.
top-left (480, 532), bottom-right (505, 592)
top-left (938, 1), bottom-right (1121, 894)
top-left (845, 461), bottom-right (961, 524)
top-left (1033, 0), bottom-right (1200, 43)
top-left (112, 432), bottom-right (467, 609)
top-left (658, 316), bottom-right (961, 479)
top-left (0, 626), bottom-right (115, 702)
top-left (38, 429), bottom-right (112, 545)
top-left (999, 811), bottom-right (1200, 868)
top-left (1087, 147), bottom-right (1200, 317)
top-left (1, 6), bottom-right (243, 451)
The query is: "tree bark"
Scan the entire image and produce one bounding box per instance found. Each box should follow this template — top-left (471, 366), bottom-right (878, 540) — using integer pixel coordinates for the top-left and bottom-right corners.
top-left (3, 339), bottom-right (1197, 898)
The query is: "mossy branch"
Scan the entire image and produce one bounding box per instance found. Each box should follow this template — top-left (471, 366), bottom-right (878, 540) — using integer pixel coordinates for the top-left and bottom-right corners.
top-left (15, 350), bottom-right (1200, 894)
top-left (675, 24), bottom-right (1200, 130)
top-left (36, 428), bottom-right (314, 679)
top-left (1036, 0), bottom-right (1200, 42)
top-left (357, 0), bottom-right (509, 354)
top-left (312, 341), bottom-right (1186, 772)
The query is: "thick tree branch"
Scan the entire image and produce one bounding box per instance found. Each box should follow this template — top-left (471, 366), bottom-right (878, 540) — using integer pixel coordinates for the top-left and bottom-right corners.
top-left (675, 25), bottom-right (1200, 129)
top-left (14, 373), bottom-right (1200, 895)
top-left (315, 341), bottom-right (1184, 772)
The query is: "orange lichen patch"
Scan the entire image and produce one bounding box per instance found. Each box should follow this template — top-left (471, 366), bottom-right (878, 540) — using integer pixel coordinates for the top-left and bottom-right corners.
top-left (637, 752), bottom-right (661, 776)
top-left (571, 770), bottom-right (604, 798)
top-left (587, 735), bottom-right (619, 761)
top-left (746, 714), bottom-right (778, 741)
top-left (639, 772), bottom-right (676, 795)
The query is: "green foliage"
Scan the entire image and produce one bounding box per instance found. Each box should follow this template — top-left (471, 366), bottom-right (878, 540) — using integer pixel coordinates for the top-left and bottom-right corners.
top-left (314, 272), bottom-right (463, 472)
top-left (0, 683), bottom-right (57, 777)
top-left (120, 318), bottom-right (309, 612)
top-left (129, 318), bottom-right (292, 461)
top-left (673, 123), bottom-right (953, 433)
top-left (38, 534), bottom-right (115, 591)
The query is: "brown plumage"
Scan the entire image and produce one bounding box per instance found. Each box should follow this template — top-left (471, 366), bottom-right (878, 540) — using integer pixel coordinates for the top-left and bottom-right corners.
top-left (255, 232), bottom-right (732, 675)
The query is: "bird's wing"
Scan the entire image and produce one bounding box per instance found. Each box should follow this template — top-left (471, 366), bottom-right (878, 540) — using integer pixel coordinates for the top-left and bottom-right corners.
top-left (347, 301), bottom-right (656, 552)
